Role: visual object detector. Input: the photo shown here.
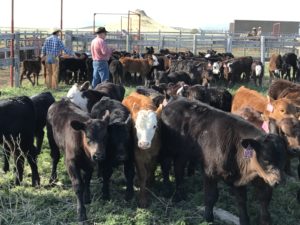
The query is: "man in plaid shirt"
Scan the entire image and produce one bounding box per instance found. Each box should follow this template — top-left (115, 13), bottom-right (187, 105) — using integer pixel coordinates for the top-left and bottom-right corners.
top-left (41, 28), bottom-right (74, 89)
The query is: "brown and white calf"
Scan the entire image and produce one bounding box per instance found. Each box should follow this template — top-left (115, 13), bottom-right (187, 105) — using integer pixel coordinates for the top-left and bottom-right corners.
top-left (122, 92), bottom-right (161, 208)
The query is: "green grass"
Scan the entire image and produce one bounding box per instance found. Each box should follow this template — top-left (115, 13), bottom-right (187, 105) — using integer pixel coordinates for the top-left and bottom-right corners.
top-left (0, 81), bottom-right (300, 225)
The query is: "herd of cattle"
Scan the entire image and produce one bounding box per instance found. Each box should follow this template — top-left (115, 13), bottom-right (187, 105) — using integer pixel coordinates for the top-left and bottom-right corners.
top-left (2, 75), bottom-right (300, 224)
top-left (20, 47), bottom-right (300, 88)
top-left (3, 47), bottom-right (300, 224)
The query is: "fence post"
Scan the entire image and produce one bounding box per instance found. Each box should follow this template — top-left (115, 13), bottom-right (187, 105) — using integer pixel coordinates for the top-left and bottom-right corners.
top-left (192, 34), bottom-right (197, 55)
top-left (226, 37), bottom-right (232, 52)
top-left (260, 36), bottom-right (265, 64)
top-left (126, 34), bottom-right (131, 52)
top-left (65, 30), bottom-right (73, 51)
top-left (14, 32), bottom-right (20, 87)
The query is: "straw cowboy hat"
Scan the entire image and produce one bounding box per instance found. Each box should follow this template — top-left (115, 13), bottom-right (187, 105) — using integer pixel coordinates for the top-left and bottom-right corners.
top-left (95, 27), bottom-right (109, 34)
top-left (51, 28), bottom-right (62, 34)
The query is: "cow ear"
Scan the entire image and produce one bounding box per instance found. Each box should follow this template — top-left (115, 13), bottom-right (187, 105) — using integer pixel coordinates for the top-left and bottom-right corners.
top-left (101, 110), bottom-right (110, 123)
top-left (80, 81), bottom-right (90, 91)
top-left (241, 138), bottom-right (261, 153)
top-left (71, 120), bottom-right (86, 131)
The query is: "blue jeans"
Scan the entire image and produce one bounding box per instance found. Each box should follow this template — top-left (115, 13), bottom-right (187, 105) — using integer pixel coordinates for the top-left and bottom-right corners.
top-left (92, 60), bottom-right (109, 88)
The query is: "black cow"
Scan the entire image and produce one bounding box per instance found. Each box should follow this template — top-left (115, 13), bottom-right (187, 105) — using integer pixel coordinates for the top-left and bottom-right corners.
top-left (47, 99), bottom-right (110, 222)
top-left (20, 56), bottom-right (42, 86)
top-left (59, 53), bottom-right (88, 84)
top-left (109, 59), bottom-right (124, 85)
top-left (282, 53), bottom-right (298, 81)
top-left (94, 81), bottom-right (125, 102)
top-left (177, 84), bottom-right (232, 112)
top-left (67, 84), bottom-right (110, 112)
top-left (161, 98), bottom-right (286, 225)
top-left (251, 60), bottom-right (264, 86)
top-left (155, 71), bottom-right (191, 86)
top-left (224, 56), bottom-right (253, 86)
top-left (91, 97), bottom-right (134, 201)
top-left (0, 96), bottom-right (40, 186)
top-left (31, 92), bottom-right (55, 154)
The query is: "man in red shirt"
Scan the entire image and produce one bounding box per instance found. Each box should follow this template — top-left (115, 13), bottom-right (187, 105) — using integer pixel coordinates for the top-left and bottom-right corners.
top-left (90, 27), bottom-right (113, 88)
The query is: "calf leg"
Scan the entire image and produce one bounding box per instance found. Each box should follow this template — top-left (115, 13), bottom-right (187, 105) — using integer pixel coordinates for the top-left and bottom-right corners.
top-left (20, 70), bottom-right (26, 86)
top-left (135, 160), bottom-right (148, 208)
top-left (254, 179), bottom-right (273, 225)
top-left (47, 123), bottom-right (60, 184)
top-left (203, 175), bottom-right (219, 223)
top-left (67, 162), bottom-right (87, 222)
top-left (13, 150), bottom-right (24, 186)
top-left (173, 157), bottom-right (187, 201)
top-left (26, 149), bottom-right (40, 186)
top-left (233, 186), bottom-right (250, 225)
top-left (124, 159), bottom-right (135, 201)
top-left (101, 161), bottom-right (113, 200)
top-left (35, 129), bottom-right (44, 155)
top-left (26, 71), bottom-right (35, 86)
top-left (82, 160), bottom-right (93, 204)
top-left (2, 144), bottom-right (11, 173)
top-left (160, 158), bottom-right (172, 197)
top-left (187, 158), bottom-right (196, 176)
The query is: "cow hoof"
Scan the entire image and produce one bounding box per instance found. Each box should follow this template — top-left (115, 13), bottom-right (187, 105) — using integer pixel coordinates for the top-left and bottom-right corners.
top-left (297, 189), bottom-right (300, 203)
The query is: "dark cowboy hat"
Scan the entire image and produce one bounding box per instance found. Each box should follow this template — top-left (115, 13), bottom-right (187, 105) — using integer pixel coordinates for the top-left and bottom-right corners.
top-left (95, 27), bottom-right (109, 34)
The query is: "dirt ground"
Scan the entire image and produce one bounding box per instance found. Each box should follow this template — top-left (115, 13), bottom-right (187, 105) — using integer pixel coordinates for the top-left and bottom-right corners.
top-left (0, 67), bottom-right (46, 88)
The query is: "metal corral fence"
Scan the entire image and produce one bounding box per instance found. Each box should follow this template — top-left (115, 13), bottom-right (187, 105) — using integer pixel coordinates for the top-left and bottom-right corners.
top-left (1, 30), bottom-right (300, 87)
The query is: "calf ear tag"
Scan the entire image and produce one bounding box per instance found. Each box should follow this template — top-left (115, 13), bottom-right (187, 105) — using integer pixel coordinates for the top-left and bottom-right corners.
top-left (244, 144), bottom-right (254, 159)
top-left (267, 103), bottom-right (274, 113)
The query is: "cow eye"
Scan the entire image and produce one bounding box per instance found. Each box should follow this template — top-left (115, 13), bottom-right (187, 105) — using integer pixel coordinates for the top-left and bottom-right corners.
top-left (153, 125), bottom-right (157, 129)
top-left (280, 109), bottom-right (285, 113)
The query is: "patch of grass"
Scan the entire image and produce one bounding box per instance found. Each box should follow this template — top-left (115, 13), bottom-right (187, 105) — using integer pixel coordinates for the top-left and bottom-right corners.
top-left (0, 81), bottom-right (300, 225)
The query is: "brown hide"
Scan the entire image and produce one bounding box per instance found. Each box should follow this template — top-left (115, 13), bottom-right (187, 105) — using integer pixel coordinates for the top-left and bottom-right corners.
top-left (232, 86), bottom-right (297, 121)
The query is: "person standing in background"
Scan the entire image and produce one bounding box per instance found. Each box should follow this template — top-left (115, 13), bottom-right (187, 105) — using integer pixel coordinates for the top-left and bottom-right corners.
top-left (41, 28), bottom-right (75, 89)
top-left (257, 26), bottom-right (262, 36)
top-left (90, 27), bottom-right (113, 88)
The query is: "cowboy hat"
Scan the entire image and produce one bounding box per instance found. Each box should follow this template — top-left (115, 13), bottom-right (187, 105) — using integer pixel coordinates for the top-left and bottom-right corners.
top-left (95, 27), bottom-right (109, 34)
top-left (52, 28), bottom-right (62, 34)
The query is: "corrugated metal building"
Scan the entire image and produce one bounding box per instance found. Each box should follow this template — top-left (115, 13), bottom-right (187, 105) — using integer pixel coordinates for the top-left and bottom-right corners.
top-left (230, 20), bottom-right (299, 35)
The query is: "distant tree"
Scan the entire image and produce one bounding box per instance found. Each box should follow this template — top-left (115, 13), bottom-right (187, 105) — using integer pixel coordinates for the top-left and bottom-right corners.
top-left (191, 28), bottom-right (199, 34)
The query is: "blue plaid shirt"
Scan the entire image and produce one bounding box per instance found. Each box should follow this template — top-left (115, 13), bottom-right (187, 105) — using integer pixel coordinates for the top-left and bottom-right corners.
top-left (41, 35), bottom-right (73, 57)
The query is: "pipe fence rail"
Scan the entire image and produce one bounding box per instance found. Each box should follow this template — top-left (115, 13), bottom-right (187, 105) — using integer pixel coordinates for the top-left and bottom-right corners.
top-left (1, 30), bottom-right (300, 87)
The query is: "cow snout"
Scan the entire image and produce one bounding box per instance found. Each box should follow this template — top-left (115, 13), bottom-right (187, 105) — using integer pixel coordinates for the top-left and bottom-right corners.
top-left (138, 141), bottom-right (151, 150)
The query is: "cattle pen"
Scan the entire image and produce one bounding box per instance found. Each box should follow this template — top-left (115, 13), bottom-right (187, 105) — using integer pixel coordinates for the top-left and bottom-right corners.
top-left (1, 29), bottom-right (300, 87)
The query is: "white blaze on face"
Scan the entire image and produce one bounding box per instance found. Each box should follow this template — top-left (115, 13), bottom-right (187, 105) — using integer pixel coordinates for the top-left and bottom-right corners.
top-left (152, 55), bottom-right (159, 66)
top-left (255, 65), bottom-right (262, 76)
top-left (66, 83), bottom-right (88, 112)
top-left (135, 110), bottom-right (157, 150)
top-left (212, 62), bottom-right (220, 74)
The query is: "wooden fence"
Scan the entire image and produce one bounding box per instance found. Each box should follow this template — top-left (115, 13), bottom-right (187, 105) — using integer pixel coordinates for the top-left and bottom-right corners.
top-left (1, 30), bottom-right (300, 87)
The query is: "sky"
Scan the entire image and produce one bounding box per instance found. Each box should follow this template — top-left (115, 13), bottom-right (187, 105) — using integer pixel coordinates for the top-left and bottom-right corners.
top-left (0, 0), bottom-right (300, 30)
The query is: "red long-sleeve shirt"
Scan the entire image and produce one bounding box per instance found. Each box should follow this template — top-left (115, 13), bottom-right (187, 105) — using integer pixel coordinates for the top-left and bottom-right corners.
top-left (91, 36), bottom-right (112, 61)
